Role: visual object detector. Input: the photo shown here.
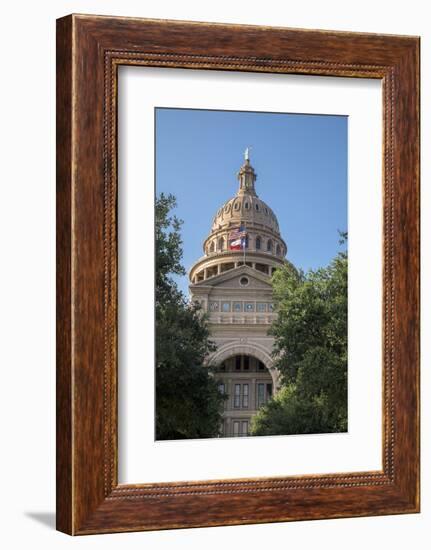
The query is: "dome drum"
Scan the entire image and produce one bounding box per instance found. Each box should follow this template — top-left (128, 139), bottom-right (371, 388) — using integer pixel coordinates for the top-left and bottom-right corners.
top-left (189, 251), bottom-right (284, 284)
top-left (203, 231), bottom-right (286, 258)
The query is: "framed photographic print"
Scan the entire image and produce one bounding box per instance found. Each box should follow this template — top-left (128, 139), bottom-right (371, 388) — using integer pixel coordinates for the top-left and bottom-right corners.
top-left (56, 14), bottom-right (420, 535)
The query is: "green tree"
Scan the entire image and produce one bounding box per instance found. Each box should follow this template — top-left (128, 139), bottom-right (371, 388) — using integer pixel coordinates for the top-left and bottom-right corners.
top-left (155, 193), bottom-right (225, 440)
top-left (251, 242), bottom-right (347, 436)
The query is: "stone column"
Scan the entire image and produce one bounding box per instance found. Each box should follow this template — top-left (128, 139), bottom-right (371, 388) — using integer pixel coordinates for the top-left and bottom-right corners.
top-left (204, 268), bottom-right (208, 280)
top-left (251, 378), bottom-right (257, 411)
top-left (217, 263), bottom-right (221, 275)
top-left (225, 417), bottom-right (231, 438)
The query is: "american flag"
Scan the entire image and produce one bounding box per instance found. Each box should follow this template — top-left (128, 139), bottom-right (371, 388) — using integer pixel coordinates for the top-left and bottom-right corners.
top-left (229, 225), bottom-right (247, 250)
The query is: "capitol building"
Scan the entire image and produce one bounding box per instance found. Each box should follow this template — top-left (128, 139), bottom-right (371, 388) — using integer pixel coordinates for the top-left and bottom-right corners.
top-left (189, 151), bottom-right (288, 437)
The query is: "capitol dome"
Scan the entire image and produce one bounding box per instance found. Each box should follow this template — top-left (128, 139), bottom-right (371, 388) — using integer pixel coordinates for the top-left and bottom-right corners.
top-left (211, 153), bottom-right (280, 234)
top-left (211, 194), bottom-right (280, 234)
top-left (189, 150), bottom-right (287, 285)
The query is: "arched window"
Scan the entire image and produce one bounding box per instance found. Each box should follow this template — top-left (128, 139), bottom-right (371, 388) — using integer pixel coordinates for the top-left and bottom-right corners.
top-left (218, 237), bottom-right (225, 251)
top-left (255, 236), bottom-right (261, 250)
top-left (209, 241), bottom-right (215, 253)
top-left (267, 239), bottom-right (273, 252)
top-left (244, 202), bottom-right (249, 210)
top-left (276, 244), bottom-right (281, 256)
top-left (255, 203), bottom-right (259, 211)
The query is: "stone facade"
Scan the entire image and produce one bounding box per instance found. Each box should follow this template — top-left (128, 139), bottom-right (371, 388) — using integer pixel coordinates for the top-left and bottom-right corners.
top-left (189, 153), bottom-right (287, 437)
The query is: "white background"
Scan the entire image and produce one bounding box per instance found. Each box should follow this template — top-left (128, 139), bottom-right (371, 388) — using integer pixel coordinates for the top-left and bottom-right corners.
top-left (119, 68), bottom-right (382, 483)
top-left (0, 1), bottom-right (428, 548)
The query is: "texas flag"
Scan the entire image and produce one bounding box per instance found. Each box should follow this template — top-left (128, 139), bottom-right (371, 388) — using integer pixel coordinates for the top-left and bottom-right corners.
top-left (229, 226), bottom-right (247, 250)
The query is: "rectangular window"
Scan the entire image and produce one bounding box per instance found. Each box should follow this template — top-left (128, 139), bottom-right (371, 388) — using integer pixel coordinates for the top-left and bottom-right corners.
top-left (233, 301), bottom-right (242, 312)
top-left (221, 301), bottom-right (231, 312)
top-left (241, 421), bottom-right (249, 437)
top-left (257, 383), bottom-right (265, 408)
top-left (234, 384), bottom-right (241, 408)
top-left (266, 383), bottom-right (272, 399)
top-left (235, 356), bottom-right (241, 370)
top-left (242, 384), bottom-right (249, 408)
top-left (257, 302), bottom-right (267, 312)
top-left (243, 356), bottom-right (250, 370)
top-left (233, 421), bottom-right (240, 437)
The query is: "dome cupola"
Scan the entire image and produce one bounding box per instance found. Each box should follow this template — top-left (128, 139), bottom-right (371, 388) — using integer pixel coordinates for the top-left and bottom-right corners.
top-left (237, 147), bottom-right (257, 196)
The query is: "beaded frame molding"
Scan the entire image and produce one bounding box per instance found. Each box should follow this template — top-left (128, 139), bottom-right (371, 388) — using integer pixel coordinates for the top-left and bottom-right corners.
top-left (56, 14), bottom-right (420, 535)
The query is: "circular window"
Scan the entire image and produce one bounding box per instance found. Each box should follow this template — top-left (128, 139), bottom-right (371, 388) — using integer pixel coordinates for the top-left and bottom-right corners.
top-left (239, 276), bottom-right (249, 287)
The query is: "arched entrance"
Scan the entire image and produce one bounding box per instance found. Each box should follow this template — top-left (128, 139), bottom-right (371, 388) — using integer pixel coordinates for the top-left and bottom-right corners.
top-left (208, 341), bottom-right (279, 387)
top-left (208, 343), bottom-right (279, 438)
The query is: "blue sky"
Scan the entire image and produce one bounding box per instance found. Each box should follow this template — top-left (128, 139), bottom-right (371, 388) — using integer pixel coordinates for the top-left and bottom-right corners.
top-left (155, 108), bottom-right (347, 296)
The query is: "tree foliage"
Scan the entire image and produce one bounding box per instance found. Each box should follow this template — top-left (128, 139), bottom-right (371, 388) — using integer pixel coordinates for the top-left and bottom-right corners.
top-left (251, 243), bottom-right (347, 436)
top-left (155, 193), bottom-right (225, 440)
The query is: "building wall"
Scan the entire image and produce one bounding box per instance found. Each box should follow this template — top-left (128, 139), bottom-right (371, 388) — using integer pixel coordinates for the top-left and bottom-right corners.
top-left (190, 264), bottom-right (282, 436)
